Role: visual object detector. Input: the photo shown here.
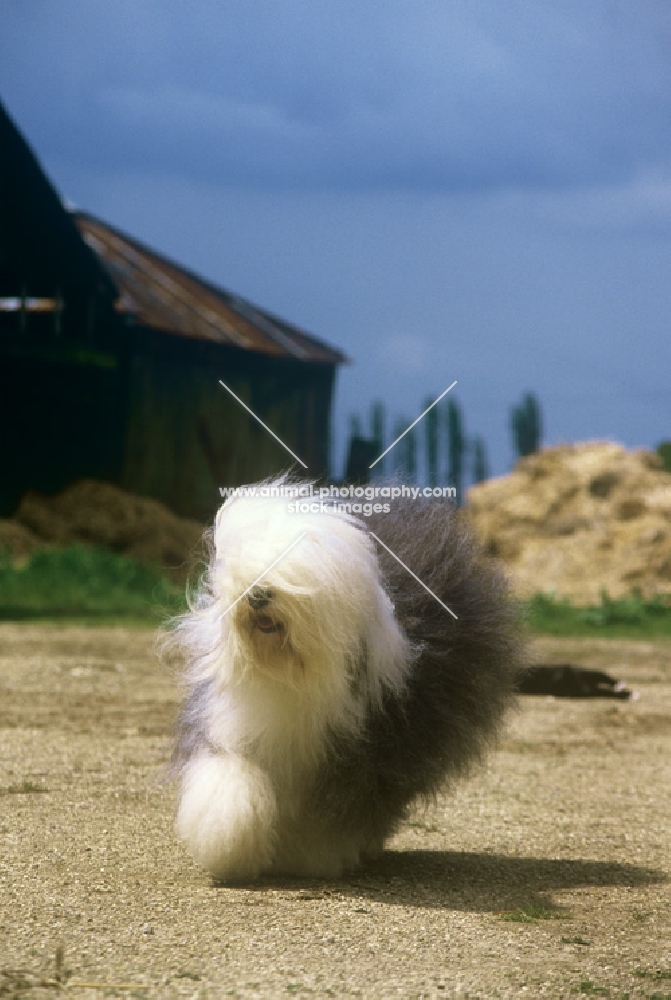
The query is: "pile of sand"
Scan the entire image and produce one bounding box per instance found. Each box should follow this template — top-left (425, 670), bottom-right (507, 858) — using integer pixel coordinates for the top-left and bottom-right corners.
top-left (0, 480), bottom-right (205, 583)
top-left (467, 441), bottom-right (671, 604)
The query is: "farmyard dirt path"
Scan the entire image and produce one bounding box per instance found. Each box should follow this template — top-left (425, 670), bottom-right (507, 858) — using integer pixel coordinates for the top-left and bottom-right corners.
top-left (0, 625), bottom-right (669, 999)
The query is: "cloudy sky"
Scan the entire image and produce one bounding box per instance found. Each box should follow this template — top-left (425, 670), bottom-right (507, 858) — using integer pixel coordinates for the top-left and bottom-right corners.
top-left (2, 1), bottom-right (670, 480)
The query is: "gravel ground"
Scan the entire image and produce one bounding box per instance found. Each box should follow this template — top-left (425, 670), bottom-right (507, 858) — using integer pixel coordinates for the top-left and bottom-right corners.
top-left (0, 624), bottom-right (669, 999)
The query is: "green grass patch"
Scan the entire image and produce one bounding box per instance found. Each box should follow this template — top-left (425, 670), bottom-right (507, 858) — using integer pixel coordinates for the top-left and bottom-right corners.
top-left (577, 982), bottom-right (610, 996)
top-left (635, 969), bottom-right (671, 982)
top-left (1, 780), bottom-right (49, 795)
top-left (525, 591), bottom-right (671, 637)
top-left (500, 905), bottom-right (570, 923)
top-left (0, 545), bottom-right (187, 621)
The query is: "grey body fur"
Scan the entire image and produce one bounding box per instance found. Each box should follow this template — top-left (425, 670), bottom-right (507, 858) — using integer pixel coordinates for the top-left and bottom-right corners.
top-left (306, 498), bottom-right (522, 847)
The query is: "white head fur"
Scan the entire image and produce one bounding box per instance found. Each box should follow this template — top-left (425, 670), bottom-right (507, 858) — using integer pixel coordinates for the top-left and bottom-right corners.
top-left (211, 486), bottom-right (408, 699)
top-left (210, 484), bottom-right (408, 723)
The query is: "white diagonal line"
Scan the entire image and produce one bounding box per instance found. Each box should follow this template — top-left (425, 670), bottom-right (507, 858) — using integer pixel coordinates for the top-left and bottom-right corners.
top-left (218, 379), bottom-right (308, 469)
top-left (370, 532), bottom-right (458, 620)
top-left (217, 532), bottom-right (308, 620)
top-left (369, 380), bottom-right (457, 469)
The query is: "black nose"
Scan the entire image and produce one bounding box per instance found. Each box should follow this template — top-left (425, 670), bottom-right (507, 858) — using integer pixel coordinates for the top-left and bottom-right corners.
top-left (248, 586), bottom-right (272, 610)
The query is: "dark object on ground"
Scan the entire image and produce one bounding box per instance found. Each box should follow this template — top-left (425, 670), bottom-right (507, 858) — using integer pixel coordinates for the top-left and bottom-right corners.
top-left (519, 664), bottom-right (636, 700)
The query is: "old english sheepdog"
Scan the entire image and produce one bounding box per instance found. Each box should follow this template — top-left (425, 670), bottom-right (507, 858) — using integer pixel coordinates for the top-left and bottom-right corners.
top-left (168, 481), bottom-right (522, 880)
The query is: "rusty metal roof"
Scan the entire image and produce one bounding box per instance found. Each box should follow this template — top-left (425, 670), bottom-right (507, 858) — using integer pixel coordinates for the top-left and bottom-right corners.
top-left (74, 212), bottom-right (347, 365)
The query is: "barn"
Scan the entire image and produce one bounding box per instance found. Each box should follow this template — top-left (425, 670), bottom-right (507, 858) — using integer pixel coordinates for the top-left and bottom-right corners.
top-left (0, 100), bottom-right (346, 521)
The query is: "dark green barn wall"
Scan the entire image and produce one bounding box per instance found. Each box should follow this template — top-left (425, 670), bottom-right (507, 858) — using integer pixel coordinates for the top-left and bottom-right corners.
top-left (0, 280), bottom-right (125, 516)
top-left (0, 319), bottom-right (336, 522)
top-left (0, 343), bottom-right (126, 516)
top-left (120, 330), bottom-right (335, 521)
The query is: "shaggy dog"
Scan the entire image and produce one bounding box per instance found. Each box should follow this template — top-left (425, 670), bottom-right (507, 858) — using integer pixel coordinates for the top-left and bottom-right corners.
top-left (168, 482), bottom-right (522, 880)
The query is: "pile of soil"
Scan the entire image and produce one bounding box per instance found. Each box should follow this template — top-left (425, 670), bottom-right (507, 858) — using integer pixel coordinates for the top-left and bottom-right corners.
top-left (0, 480), bottom-right (205, 583)
top-left (467, 441), bottom-right (671, 604)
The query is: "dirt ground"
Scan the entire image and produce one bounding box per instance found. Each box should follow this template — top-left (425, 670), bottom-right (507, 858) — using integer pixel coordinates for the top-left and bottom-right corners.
top-left (0, 625), bottom-right (669, 999)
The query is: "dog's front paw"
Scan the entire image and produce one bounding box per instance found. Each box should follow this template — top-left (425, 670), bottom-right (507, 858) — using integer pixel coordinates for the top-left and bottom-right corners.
top-left (177, 754), bottom-right (277, 881)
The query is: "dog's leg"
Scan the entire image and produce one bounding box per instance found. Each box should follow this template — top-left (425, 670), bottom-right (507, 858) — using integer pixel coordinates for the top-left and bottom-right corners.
top-left (176, 753), bottom-right (277, 880)
top-left (271, 818), bottom-right (379, 878)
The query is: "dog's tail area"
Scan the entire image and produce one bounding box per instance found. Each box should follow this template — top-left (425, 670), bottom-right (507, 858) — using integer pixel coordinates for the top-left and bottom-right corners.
top-left (312, 497), bottom-right (525, 841)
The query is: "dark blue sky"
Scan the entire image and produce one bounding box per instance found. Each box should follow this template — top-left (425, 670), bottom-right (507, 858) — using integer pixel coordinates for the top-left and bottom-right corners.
top-left (2, 1), bottom-right (670, 480)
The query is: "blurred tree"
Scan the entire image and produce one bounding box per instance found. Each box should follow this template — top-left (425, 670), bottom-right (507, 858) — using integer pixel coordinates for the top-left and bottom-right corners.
top-left (446, 398), bottom-right (465, 500)
top-left (392, 417), bottom-right (417, 482)
top-left (424, 396), bottom-right (439, 487)
top-left (405, 422), bottom-right (417, 483)
top-left (657, 440), bottom-right (671, 473)
top-left (511, 392), bottom-right (542, 459)
top-left (370, 401), bottom-right (386, 478)
top-left (344, 435), bottom-right (377, 484)
top-left (472, 436), bottom-right (489, 484)
top-left (343, 414), bottom-right (372, 483)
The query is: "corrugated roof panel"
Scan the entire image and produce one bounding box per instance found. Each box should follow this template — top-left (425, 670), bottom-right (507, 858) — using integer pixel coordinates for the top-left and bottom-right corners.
top-left (75, 213), bottom-right (347, 364)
